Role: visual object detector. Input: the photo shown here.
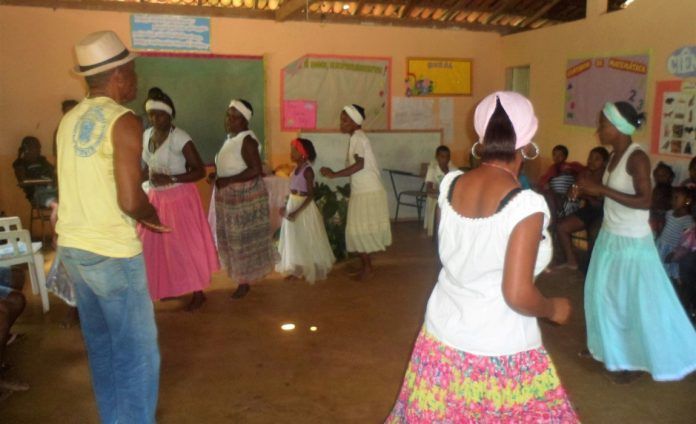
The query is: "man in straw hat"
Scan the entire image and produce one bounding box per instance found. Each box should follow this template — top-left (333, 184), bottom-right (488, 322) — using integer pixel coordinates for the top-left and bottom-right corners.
top-left (55, 31), bottom-right (167, 423)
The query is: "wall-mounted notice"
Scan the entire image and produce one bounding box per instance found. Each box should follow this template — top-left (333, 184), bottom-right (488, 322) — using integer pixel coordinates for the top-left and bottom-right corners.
top-left (667, 46), bottom-right (696, 78)
top-left (131, 14), bottom-right (210, 52)
top-left (282, 100), bottom-right (317, 130)
top-left (282, 55), bottom-right (390, 130)
top-left (651, 80), bottom-right (696, 158)
top-left (406, 58), bottom-right (472, 96)
top-left (565, 54), bottom-right (649, 128)
top-left (391, 97), bottom-right (435, 129)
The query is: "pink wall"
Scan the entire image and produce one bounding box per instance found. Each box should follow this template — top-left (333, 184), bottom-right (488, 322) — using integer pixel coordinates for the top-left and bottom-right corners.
top-left (0, 5), bottom-right (504, 221)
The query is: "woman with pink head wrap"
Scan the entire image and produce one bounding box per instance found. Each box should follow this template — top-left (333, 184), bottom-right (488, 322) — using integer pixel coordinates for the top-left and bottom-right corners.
top-left (386, 92), bottom-right (578, 422)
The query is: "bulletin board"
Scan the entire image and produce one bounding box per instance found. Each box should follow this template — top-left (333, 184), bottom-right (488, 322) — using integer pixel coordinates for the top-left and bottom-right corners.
top-left (281, 55), bottom-right (391, 131)
top-left (651, 80), bottom-right (696, 158)
top-left (405, 58), bottom-right (472, 96)
top-left (127, 52), bottom-right (266, 163)
top-left (565, 54), bottom-right (649, 128)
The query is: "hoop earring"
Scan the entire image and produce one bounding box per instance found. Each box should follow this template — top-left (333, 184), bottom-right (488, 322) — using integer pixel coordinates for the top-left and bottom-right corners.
top-left (470, 141), bottom-right (482, 160)
top-left (521, 142), bottom-right (540, 161)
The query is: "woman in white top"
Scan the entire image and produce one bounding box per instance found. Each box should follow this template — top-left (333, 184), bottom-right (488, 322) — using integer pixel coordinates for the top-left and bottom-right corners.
top-left (423, 145), bottom-right (457, 237)
top-left (138, 88), bottom-right (219, 311)
top-left (386, 92), bottom-right (577, 423)
top-left (576, 101), bottom-right (696, 383)
top-left (320, 104), bottom-right (392, 281)
top-left (212, 99), bottom-right (276, 299)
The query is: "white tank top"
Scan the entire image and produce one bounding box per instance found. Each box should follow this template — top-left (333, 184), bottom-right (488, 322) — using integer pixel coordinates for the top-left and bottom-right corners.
top-left (602, 143), bottom-right (651, 237)
top-left (215, 130), bottom-right (259, 177)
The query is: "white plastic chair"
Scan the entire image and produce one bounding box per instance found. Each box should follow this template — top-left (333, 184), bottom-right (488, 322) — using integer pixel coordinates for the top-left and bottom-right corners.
top-left (0, 217), bottom-right (49, 313)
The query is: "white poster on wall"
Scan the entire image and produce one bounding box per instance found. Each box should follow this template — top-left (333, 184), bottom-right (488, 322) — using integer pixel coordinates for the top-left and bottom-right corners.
top-left (391, 97), bottom-right (435, 129)
top-left (438, 98), bottom-right (454, 145)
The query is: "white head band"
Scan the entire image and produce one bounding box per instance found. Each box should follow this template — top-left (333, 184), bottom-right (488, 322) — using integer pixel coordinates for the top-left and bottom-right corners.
top-left (343, 105), bottom-right (364, 126)
top-left (229, 99), bottom-right (253, 122)
top-left (145, 100), bottom-right (173, 116)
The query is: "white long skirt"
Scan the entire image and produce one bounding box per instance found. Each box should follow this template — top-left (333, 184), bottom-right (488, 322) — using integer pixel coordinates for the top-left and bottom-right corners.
top-left (276, 194), bottom-right (336, 283)
top-left (346, 188), bottom-right (392, 254)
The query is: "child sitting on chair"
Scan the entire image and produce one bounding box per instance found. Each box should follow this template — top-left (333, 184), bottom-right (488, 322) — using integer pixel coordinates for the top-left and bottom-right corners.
top-left (650, 162), bottom-right (676, 236)
top-left (424, 146), bottom-right (457, 237)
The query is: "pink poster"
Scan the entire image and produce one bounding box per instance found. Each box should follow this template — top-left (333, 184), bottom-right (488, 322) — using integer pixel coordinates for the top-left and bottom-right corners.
top-left (283, 100), bottom-right (317, 130)
top-left (565, 54), bottom-right (649, 128)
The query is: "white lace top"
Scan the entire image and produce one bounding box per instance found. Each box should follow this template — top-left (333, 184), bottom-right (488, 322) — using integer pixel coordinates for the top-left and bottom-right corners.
top-left (424, 171), bottom-right (552, 356)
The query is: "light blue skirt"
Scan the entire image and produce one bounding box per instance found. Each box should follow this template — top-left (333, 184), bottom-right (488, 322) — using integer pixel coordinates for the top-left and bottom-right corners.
top-left (585, 228), bottom-right (696, 381)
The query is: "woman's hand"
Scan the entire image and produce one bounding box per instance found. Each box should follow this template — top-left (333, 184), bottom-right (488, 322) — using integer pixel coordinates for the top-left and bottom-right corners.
top-left (320, 167), bottom-right (335, 178)
top-left (215, 177), bottom-right (230, 189)
top-left (150, 173), bottom-right (173, 187)
top-left (285, 210), bottom-right (298, 222)
top-left (548, 297), bottom-right (572, 325)
top-left (576, 176), bottom-right (604, 197)
top-left (207, 172), bottom-right (217, 185)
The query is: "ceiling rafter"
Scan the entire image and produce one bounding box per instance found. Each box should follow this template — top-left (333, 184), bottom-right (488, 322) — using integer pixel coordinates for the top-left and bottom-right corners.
top-left (0, 0), bottom-right (588, 34)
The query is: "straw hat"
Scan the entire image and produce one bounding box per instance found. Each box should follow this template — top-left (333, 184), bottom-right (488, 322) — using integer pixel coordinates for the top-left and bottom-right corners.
top-left (73, 31), bottom-right (137, 76)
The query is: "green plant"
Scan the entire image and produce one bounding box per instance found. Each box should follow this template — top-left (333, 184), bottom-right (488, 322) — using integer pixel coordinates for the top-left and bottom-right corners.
top-left (314, 182), bottom-right (350, 260)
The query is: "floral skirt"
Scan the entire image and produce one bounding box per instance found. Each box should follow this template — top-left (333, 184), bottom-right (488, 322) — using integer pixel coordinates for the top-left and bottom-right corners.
top-left (215, 177), bottom-right (277, 284)
top-left (386, 329), bottom-right (579, 423)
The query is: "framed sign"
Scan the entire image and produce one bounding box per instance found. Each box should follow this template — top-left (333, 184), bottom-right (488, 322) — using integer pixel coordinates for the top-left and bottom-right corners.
top-left (406, 58), bottom-right (472, 96)
top-left (565, 54), bottom-right (649, 128)
top-left (651, 80), bottom-right (696, 158)
top-left (131, 14), bottom-right (211, 52)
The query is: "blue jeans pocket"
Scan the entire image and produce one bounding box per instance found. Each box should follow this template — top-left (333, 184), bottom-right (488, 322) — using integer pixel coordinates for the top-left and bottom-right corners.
top-left (63, 249), bottom-right (133, 299)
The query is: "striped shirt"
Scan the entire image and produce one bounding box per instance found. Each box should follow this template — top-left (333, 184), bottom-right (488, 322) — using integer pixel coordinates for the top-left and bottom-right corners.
top-left (657, 210), bottom-right (695, 251)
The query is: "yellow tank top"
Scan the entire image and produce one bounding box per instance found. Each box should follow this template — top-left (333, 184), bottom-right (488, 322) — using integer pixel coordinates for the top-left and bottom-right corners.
top-left (56, 97), bottom-right (142, 258)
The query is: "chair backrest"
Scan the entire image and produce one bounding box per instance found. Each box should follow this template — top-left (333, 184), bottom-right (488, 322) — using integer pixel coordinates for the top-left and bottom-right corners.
top-left (0, 216), bottom-right (23, 232)
top-left (0, 229), bottom-right (35, 267)
top-left (419, 162), bottom-right (429, 178)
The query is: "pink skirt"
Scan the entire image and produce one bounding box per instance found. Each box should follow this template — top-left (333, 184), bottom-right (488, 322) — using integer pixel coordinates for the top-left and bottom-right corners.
top-left (138, 183), bottom-right (220, 300)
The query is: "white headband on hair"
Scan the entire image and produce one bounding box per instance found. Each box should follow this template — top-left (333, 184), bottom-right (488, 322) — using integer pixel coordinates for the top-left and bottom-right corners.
top-left (343, 105), bottom-right (364, 125)
top-left (229, 100), bottom-right (252, 122)
top-left (145, 100), bottom-right (173, 116)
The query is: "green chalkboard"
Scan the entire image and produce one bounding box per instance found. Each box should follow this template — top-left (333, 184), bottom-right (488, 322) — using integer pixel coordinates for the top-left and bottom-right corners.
top-left (127, 54), bottom-right (265, 164)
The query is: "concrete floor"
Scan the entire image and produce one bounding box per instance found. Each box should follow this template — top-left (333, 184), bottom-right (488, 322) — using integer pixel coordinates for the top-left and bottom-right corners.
top-left (1, 223), bottom-right (695, 423)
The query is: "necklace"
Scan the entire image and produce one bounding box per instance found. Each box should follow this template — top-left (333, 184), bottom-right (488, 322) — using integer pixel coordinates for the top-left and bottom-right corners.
top-left (481, 162), bottom-right (519, 183)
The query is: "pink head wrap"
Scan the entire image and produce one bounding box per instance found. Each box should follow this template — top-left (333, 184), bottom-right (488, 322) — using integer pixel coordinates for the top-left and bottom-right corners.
top-left (474, 91), bottom-right (538, 150)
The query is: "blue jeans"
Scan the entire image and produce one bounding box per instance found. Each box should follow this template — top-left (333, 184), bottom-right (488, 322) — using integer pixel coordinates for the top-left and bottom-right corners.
top-left (59, 247), bottom-right (160, 424)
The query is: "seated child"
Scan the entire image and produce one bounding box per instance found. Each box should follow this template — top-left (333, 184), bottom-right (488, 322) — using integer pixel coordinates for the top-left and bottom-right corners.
top-left (0, 267), bottom-right (28, 398)
top-left (555, 147), bottom-right (609, 269)
top-left (680, 156), bottom-right (696, 189)
top-left (672, 227), bottom-right (696, 321)
top-left (658, 187), bottom-right (694, 279)
top-left (650, 162), bottom-right (676, 235)
top-left (538, 144), bottom-right (584, 222)
top-left (13, 136), bottom-right (58, 226)
top-left (424, 146), bottom-right (457, 237)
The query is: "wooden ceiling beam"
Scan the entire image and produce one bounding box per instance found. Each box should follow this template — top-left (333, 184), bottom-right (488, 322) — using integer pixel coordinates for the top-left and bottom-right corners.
top-left (304, 11), bottom-right (512, 33)
top-left (481, 0), bottom-right (520, 24)
top-left (276, 0), bottom-right (313, 21)
top-left (398, 0), bottom-right (418, 18)
top-left (0, 0), bottom-right (275, 19)
top-left (518, 0), bottom-right (560, 27)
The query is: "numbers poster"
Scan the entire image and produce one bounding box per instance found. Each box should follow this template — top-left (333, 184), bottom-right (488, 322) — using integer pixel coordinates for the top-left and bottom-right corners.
top-left (564, 54), bottom-right (649, 128)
